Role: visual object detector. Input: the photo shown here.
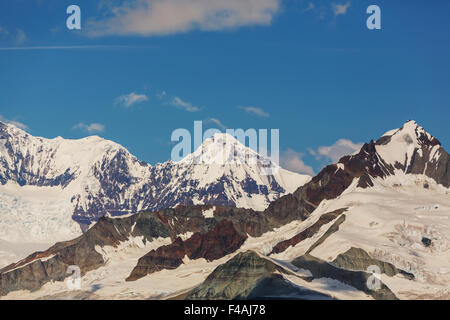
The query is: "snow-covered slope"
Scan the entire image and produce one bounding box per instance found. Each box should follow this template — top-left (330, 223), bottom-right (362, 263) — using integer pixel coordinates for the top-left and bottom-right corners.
top-left (2, 120), bottom-right (447, 300)
top-left (0, 122), bottom-right (309, 254)
top-left (174, 133), bottom-right (308, 210)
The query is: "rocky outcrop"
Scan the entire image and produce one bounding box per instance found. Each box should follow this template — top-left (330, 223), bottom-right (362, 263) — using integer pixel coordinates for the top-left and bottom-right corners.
top-left (270, 208), bottom-right (347, 255)
top-left (306, 214), bottom-right (346, 254)
top-left (291, 254), bottom-right (398, 300)
top-left (126, 220), bottom-right (247, 281)
top-left (186, 251), bottom-right (332, 300)
top-left (374, 121), bottom-right (449, 188)
top-left (0, 201), bottom-right (316, 296)
top-left (0, 211), bottom-right (172, 296)
top-left (332, 247), bottom-right (414, 280)
top-left (264, 122), bottom-right (450, 249)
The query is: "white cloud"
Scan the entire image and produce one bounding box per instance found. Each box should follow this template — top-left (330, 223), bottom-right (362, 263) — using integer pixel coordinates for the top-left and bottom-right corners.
top-left (171, 96), bottom-right (200, 112)
top-left (0, 115), bottom-right (28, 130)
top-left (72, 122), bottom-right (105, 134)
top-left (206, 118), bottom-right (227, 130)
top-left (239, 106), bottom-right (270, 118)
top-left (0, 45), bottom-right (130, 51)
top-left (310, 138), bottom-right (363, 163)
top-left (115, 92), bottom-right (148, 108)
top-left (280, 149), bottom-right (315, 176)
top-left (87, 0), bottom-right (280, 37)
top-left (332, 2), bottom-right (351, 16)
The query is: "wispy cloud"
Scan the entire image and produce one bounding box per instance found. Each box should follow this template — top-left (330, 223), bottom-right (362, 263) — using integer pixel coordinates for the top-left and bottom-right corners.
top-left (0, 115), bottom-right (28, 131)
top-left (170, 97), bottom-right (200, 112)
top-left (115, 92), bottom-right (148, 108)
top-left (331, 2), bottom-right (351, 16)
top-left (309, 138), bottom-right (362, 163)
top-left (72, 122), bottom-right (105, 134)
top-left (87, 0), bottom-right (281, 37)
top-left (239, 106), bottom-right (270, 118)
top-left (280, 149), bottom-right (315, 176)
top-left (206, 118), bottom-right (227, 130)
top-left (0, 45), bottom-right (131, 51)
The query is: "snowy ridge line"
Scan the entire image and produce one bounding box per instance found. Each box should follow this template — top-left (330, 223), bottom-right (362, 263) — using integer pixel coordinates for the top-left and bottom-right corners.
top-left (0, 121), bottom-right (310, 246)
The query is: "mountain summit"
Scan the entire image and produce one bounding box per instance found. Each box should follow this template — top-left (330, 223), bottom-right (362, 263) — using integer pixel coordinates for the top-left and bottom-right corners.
top-left (373, 120), bottom-right (448, 187)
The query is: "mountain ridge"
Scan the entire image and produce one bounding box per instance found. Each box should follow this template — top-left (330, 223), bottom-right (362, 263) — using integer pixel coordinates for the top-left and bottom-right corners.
top-left (1, 120), bottom-right (449, 299)
top-left (0, 121), bottom-right (309, 243)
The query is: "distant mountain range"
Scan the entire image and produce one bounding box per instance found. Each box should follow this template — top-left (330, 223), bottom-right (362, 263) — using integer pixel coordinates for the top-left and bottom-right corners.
top-left (0, 121), bottom-right (309, 243)
top-left (0, 120), bottom-right (449, 300)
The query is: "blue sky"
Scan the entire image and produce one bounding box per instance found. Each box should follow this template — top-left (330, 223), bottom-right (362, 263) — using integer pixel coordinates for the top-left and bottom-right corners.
top-left (1, 0), bottom-right (449, 174)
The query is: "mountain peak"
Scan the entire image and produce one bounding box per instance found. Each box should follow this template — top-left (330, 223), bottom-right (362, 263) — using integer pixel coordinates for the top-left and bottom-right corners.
top-left (378, 120), bottom-right (440, 150)
top-left (180, 132), bottom-right (273, 168)
top-left (339, 120), bottom-right (449, 188)
top-left (0, 120), bottom-right (26, 135)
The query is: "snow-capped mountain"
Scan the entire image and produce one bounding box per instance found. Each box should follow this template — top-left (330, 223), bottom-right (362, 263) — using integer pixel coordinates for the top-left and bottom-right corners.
top-left (0, 121), bottom-right (310, 244)
top-left (1, 120), bottom-right (448, 300)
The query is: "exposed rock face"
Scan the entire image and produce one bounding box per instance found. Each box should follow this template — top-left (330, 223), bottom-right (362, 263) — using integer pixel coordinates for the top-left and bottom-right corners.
top-left (306, 214), bottom-right (346, 254)
top-left (0, 211), bottom-right (172, 296)
top-left (373, 121), bottom-right (449, 188)
top-left (291, 254), bottom-right (398, 300)
top-left (332, 247), bottom-right (414, 280)
top-left (126, 220), bottom-right (247, 281)
top-left (264, 121), bottom-right (449, 236)
top-left (270, 208), bottom-right (347, 255)
top-left (0, 202), bottom-right (314, 296)
top-left (186, 251), bottom-right (332, 300)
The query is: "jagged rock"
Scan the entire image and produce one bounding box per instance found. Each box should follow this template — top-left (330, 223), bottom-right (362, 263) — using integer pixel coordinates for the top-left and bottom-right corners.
top-left (186, 251), bottom-right (332, 300)
top-left (291, 254), bottom-right (398, 300)
top-left (306, 214), bottom-right (346, 254)
top-left (1, 201), bottom-right (314, 295)
top-left (270, 208), bottom-right (347, 254)
top-left (332, 247), bottom-right (414, 280)
top-left (421, 237), bottom-right (432, 247)
top-left (126, 220), bottom-right (247, 281)
top-left (0, 212), bottom-right (172, 296)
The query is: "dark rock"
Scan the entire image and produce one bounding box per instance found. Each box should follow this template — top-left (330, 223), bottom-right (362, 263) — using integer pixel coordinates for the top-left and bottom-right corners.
top-left (422, 237), bottom-right (432, 247)
top-left (126, 220), bottom-right (247, 281)
top-left (270, 208), bottom-right (347, 255)
top-left (291, 254), bottom-right (398, 300)
top-left (332, 247), bottom-right (414, 280)
top-left (186, 251), bottom-right (332, 300)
